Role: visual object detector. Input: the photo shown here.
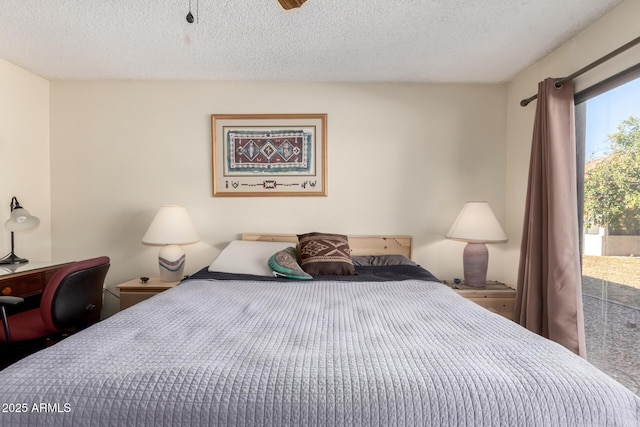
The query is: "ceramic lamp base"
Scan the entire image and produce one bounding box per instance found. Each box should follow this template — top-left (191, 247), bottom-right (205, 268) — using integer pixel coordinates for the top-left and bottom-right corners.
top-left (158, 244), bottom-right (185, 282)
top-left (463, 242), bottom-right (488, 288)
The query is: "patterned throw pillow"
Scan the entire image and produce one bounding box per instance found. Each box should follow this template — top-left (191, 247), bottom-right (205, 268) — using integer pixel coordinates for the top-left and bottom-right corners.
top-left (268, 247), bottom-right (312, 280)
top-left (297, 232), bottom-right (356, 276)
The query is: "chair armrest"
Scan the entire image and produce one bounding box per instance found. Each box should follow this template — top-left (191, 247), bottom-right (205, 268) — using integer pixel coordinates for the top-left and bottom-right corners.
top-left (0, 296), bottom-right (24, 306)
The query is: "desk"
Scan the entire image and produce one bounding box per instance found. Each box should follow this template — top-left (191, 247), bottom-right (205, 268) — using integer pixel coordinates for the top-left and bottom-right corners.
top-left (0, 262), bottom-right (73, 298)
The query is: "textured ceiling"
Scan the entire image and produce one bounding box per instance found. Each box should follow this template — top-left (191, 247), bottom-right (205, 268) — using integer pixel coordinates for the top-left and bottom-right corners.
top-left (0, 0), bottom-right (625, 82)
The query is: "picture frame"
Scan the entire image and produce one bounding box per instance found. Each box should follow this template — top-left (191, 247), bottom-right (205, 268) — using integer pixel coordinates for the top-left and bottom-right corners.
top-left (211, 114), bottom-right (327, 197)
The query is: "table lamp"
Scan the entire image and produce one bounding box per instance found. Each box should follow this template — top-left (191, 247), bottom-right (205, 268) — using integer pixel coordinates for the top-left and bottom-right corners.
top-left (142, 205), bottom-right (199, 282)
top-left (0, 197), bottom-right (40, 265)
top-left (446, 201), bottom-right (507, 288)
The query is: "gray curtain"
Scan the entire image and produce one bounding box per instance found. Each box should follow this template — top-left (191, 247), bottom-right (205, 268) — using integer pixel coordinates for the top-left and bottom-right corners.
top-left (515, 78), bottom-right (586, 357)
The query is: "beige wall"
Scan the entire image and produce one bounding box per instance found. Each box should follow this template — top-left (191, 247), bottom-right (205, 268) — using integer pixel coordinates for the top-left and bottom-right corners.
top-left (49, 81), bottom-right (507, 316)
top-left (504, 0), bottom-right (640, 285)
top-left (0, 59), bottom-right (51, 262)
top-left (12, 0), bottom-right (636, 318)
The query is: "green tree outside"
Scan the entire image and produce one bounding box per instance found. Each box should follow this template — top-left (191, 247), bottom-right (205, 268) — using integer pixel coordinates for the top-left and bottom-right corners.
top-left (584, 116), bottom-right (640, 235)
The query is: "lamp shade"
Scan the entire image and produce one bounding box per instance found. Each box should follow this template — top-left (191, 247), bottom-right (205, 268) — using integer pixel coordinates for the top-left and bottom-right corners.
top-left (4, 207), bottom-right (40, 232)
top-left (446, 201), bottom-right (507, 243)
top-left (142, 205), bottom-right (200, 246)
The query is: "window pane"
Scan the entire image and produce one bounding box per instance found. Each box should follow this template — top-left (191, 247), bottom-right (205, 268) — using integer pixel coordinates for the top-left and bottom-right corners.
top-left (580, 76), bottom-right (640, 395)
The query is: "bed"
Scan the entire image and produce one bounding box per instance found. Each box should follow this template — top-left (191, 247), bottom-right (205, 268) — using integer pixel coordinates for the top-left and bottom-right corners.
top-left (0, 233), bottom-right (638, 426)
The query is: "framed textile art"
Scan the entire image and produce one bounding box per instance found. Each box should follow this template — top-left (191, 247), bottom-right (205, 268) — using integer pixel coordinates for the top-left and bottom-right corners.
top-left (211, 114), bottom-right (327, 197)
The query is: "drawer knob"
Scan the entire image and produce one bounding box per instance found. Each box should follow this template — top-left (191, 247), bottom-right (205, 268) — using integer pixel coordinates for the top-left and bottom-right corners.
top-left (2, 287), bottom-right (12, 296)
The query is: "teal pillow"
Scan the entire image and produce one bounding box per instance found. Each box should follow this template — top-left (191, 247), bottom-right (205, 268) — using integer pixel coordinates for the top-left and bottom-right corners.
top-left (268, 247), bottom-right (312, 280)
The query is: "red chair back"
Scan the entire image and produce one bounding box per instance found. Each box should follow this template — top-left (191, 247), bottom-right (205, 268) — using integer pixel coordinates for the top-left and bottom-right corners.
top-left (40, 256), bottom-right (110, 331)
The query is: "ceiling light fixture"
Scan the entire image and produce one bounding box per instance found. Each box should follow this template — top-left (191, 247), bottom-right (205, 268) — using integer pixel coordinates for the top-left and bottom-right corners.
top-left (186, 0), bottom-right (198, 24)
top-left (277, 0), bottom-right (308, 10)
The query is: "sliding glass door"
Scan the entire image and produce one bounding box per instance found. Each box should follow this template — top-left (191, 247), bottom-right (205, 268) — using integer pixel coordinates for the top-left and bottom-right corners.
top-left (576, 73), bottom-right (640, 395)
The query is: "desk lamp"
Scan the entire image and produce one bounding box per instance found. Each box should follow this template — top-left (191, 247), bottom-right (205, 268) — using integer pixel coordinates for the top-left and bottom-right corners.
top-left (446, 201), bottom-right (507, 288)
top-left (0, 197), bottom-right (40, 265)
top-left (142, 205), bottom-right (199, 282)
top-left (0, 197), bottom-right (40, 264)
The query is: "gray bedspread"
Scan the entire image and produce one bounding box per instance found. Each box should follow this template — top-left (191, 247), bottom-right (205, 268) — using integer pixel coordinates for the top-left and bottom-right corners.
top-left (0, 278), bottom-right (638, 426)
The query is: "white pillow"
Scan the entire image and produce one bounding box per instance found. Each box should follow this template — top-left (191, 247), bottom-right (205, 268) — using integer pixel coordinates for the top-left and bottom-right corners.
top-left (208, 240), bottom-right (294, 276)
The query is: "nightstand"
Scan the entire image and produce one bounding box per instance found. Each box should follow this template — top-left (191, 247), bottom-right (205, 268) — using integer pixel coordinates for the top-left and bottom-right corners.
top-left (116, 277), bottom-right (180, 311)
top-left (442, 280), bottom-right (516, 320)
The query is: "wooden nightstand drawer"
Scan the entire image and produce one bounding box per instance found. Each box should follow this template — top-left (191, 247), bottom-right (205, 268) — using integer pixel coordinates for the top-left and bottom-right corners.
top-left (463, 294), bottom-right (515, 319)
top-left (116, 277), bottom-right (180, 311)
top-left (443, 280), bottom-right (516, 321)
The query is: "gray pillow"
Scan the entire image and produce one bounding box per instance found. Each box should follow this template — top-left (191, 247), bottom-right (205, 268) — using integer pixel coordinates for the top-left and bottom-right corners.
top-left (351, 255), bottom-right (416, 267)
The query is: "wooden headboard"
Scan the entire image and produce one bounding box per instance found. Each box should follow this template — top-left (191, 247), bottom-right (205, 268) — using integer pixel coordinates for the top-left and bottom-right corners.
top-left (242, 233), bottom-right (412, 259)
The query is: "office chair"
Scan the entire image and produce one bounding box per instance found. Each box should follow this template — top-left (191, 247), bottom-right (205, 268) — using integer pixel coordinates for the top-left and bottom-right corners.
top-left (0, 256), bottom-right (110, 346)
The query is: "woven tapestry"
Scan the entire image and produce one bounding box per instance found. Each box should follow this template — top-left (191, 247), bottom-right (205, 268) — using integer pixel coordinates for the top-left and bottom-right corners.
top-left (212, 114), bottom-right (327, 196)
top-left (225, 129), bottom-right (312, 175)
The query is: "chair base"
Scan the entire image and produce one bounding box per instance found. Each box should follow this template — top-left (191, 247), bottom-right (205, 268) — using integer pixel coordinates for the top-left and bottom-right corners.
top-left (1, 333), bottom-right (71, 370)
top-left (0, 338), bottom-right (45, 370)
